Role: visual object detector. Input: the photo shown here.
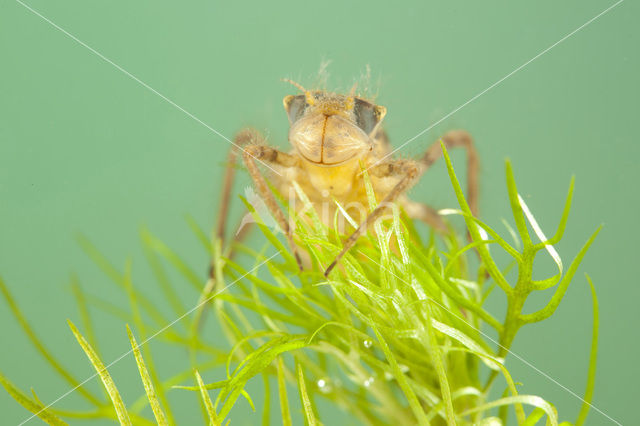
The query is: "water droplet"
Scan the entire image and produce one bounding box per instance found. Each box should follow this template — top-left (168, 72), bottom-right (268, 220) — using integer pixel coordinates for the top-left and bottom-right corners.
top-left (363, 339), bottom-right (373, 349)
top-left (317, 378), bottom-right (332, 394)
top-left (363, 377), bottom-right (374, 387)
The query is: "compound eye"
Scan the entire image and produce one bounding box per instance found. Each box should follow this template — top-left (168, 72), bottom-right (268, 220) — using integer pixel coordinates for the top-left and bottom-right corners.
top-left (283, 95), bottom-right (307, 124)
top-left (353, 98), bottom-right (387, 135)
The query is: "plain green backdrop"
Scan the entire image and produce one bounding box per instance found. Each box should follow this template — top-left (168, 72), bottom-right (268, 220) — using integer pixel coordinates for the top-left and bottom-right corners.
top-left (1, 0), bottom-right (637, 424)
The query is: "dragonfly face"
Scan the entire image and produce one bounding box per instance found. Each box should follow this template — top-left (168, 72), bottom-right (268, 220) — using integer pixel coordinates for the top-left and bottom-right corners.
top-left (284, 92), bottom-right (386, 166)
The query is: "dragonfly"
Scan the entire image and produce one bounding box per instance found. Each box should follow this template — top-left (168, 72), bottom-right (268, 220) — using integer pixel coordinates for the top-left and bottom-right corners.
top-left (212, 80), bottom-right (478, 277)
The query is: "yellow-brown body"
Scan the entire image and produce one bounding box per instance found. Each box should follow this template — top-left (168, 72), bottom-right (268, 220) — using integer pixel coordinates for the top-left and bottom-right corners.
top-left (240, 84), bottom-right (478, 275)
top-left (275, 135), bottom-right (400, 232)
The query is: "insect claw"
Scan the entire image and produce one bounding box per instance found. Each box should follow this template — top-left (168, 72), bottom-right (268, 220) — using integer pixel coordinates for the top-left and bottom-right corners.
top-left (294, 251), bottom-right (304, 271)
top-left (324, 260), bottom-right (337, 277)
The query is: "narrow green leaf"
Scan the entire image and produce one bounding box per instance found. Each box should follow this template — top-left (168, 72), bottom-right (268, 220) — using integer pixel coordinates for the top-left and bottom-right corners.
top-left (277, 357), bottom-right (292, 426)
top-left (441, 144), bottom-right (512, 293)
top-left (504, 160), bottom-right (532, 248)
top-left (576, 275), bottom-right (599, 426)
top-left (420, 307), bottom-right (455, 425)
top-left (371, 325), bottom-right (428, 425)
top-left (173, 379), bottom-right (229, 391)
top-left (77, 235), bottom-right (171, 327)
top-left (0, 276), bottom-right (101, 406)
top-left (123, 261), bottom-right (144, 336)
top-left (184, 214), bottom-right (214, 253)
top-left (497, 387), bottom-right (510, 424)
top-left (424, 386), bottom-right (482, 423)
top-left (195, 370), bottom-right (220, 426)
top-left (126, 325), bottom-right (169, 426)
top-left (241, 389), bottom-right (256, 411)
top-left (530, 273), bottom-right (562, 291)
top-left (0, 371), bottom-right (67, 425)
top-left (535, 176), bottom-right (574, 248)
top-left (140, 228), bottom-right (204, 291)
top-left (217, 338), bottom-right (306, 420)
top-left (76, 234), bottom-right (122, 284)
top-left (459, 395), bottom-right (557, 426)
top-left (132, 359), bottom-right (220, 412)
top-left (67, 320), bottom-right (132, 426)
top-left (441, 209), bottom-right (521, 261)
top-left (291, 181), bottom-right (326, 235)
top-left (501, 217), bottom-right (522, 251)
top-left (140, 228), bottom-right (187, 317)
top-left (240, 196), bottom-right (297, 269)
top-left (216, 294), bottom-right (309, 327)
top-left (226, 331), bottom-right (284, 379)
top-left (522, 226), bottom-right (601, 323)
top-left (517, 194), bottom-right (564, 284)
top-left (296, 361), bottom-right (317, 426)
top-left (431, 319), bottom-right (501, 371)
top-left (522, 407), bottom-right (546, 426)
top-left (414, 253), bottom-right (503, 331)
top-left (70, 276), bottom-right (100, 361)
top-left (262, 374), bottom-right (271, 426)
top-left (83, 294), bottom-right (207, 355)
top-left (123, 264), bottom-right (176, 424)
top-left (446, 346), bottom-right (525, 423)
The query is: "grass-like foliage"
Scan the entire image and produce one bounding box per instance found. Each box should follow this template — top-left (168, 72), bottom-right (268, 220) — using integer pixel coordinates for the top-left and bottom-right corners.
top-left (1, 146), bottom-right (600, 425)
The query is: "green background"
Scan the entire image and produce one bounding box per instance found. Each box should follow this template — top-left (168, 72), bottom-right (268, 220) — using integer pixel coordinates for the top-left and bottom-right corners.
top-left (1, 0), bottom-right (637, 424)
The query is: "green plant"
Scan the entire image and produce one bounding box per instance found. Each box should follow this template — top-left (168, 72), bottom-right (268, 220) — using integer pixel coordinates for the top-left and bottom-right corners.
top-left (0, 145), bottom-right (600, 425)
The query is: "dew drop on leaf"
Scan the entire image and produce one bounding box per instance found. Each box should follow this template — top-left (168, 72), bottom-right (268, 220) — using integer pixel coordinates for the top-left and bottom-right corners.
top-left (317, 378), bottom-right (332, 394)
